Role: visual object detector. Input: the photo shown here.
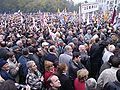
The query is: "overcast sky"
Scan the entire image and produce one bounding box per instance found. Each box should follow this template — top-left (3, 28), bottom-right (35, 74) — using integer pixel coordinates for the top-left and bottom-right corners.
top-left (72, 0), bottom-right (96, 4)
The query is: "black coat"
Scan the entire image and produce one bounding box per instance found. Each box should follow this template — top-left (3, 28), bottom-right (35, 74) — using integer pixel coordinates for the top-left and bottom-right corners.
top-left (69, 60), bottom-right (85, 81)
top-left (58, 74), bottom-right (74, 90)
top-left (89, 42), bottom-right (104, 79)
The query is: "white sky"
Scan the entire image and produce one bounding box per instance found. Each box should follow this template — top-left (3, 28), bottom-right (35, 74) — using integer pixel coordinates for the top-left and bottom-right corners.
top-left (72, 0), bottom-right (96, 4)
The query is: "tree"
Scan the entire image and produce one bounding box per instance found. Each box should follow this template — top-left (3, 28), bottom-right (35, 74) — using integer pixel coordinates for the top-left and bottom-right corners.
top-left (0, 0), bottom-right (79, 13)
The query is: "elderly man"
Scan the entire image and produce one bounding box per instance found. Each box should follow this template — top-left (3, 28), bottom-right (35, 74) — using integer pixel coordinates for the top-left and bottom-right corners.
top-left (59, 45), bottom-right (73, 67)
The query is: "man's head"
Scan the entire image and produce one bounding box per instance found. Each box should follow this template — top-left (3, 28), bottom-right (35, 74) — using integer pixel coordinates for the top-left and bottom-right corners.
top-left (27, 61), bottom-right (38, 72)
top-left (72, 52), bottom-right (81, 63)
top-left (47, 75), bottom-right (61, 89)
top-left (116, 69), bottom-right (120, 82)
top-left (0, 58), bottom-right (9, 71)
top-left (110, 56), bottom-right (120, 68)
top-left (64, 45), bottom-right (73, 56)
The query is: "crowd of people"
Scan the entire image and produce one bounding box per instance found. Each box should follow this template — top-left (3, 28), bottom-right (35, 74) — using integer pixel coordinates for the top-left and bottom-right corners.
top-left (0, 11), bottom-right (120, 90)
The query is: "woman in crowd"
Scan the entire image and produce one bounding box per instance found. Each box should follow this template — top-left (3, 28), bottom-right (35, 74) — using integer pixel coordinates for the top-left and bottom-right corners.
top-left (44, 60), bottom-right (56, 89)
top-left (74, 68), bottom-right (89, 90)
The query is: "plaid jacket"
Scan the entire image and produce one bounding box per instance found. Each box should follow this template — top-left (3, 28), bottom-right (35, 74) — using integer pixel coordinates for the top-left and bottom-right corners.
top-left (26, 71), bottom-right (42, 90)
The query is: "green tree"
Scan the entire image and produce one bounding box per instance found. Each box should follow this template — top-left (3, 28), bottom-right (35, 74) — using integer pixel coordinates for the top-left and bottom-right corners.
top-left (0, 0), bottom-right (79, 13)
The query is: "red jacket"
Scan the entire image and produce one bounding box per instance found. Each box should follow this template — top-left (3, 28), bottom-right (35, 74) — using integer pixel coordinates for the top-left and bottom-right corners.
top-left (74, 78), bottom-right (86, 90)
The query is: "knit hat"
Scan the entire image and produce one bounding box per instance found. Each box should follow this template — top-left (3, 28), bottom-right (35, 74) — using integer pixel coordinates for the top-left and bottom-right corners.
top-left (0, 58), bottom-right (8, 68)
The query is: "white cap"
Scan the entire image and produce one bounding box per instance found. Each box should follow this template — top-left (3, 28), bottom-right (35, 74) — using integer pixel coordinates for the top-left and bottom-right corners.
top-left (108, 45), bottom-right (115, 52)
top-left (42, 42), bottom-right (49, 47)
top-left (92, 34), bottom-right (99, 40)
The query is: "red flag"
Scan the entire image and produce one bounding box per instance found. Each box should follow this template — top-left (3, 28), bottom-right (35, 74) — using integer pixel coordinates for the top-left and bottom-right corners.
top-left (111, 7), bottom-right (116, 24)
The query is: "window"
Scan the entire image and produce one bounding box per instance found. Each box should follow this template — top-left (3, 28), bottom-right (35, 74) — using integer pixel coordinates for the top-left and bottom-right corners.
top-left (87, 6), bottom-right (88, 10)
top-left (115, 0), bottom-right (117, 4)
top-left (89, 6), bottom-right (91, 9)
top-left (92, 5), bottom-right (94, 8)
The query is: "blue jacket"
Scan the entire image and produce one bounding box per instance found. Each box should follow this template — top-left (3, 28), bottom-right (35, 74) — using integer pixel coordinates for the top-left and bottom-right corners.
top-left (0, 69), bottom-right (15, 81)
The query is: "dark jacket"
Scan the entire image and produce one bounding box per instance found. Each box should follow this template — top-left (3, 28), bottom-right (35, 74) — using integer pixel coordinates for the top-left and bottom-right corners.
top-left (44, 52), bottom-right (59, 67)
top-left (18, 55), bottom-right (29, 84)
top-left (0, 80), bottom-right (17, 90)
top-left (103, 81), bottom-right (120, 90)
top-left (48, 87), bottom-right (60, 90)
top-left (58, 73), bottom-right (74, 90)
top-left (69, 60), bottom-right (85, 81)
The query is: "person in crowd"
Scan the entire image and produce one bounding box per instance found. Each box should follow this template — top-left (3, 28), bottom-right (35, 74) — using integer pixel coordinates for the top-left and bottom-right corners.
top-left (86, 78), bottom-right (97, 90)
top-left (28, 46), bottom-right (41, 71)
top-left (99, 55), bottom-right (113, 74)
top-left (89, 37), bottom-right (105, 79)
top-left (6, 51), bottom-right (20, 82)
top-left (0, 58), bottom-right (15, 81)
top-left (18, 48), bottom-right (30, 84)
top-left (56, 39), bottom-right (65, 55)
top-left (26, 60), bottom-right (44, 90)
top-left (102, 44), bottom-right (115, 63)
top-left (84, 29), bottom-right (92, 43)
top-left (68, 42), bottom-right (75, 52)
top-left (16, 40), bottom-right (24, 50)
top-left (0, 41), bottom-right (9, 60)
top-left (41, 41), bottom-right (49, 55)
top-left (66, 31), bottom-right (74, 44)
top-left (44, 60), bottom-right (56, 89)
top-left (59, 45), bottom-right (73, 67)
top-left (12, 45), bottom-right (22, 61)
top-left (72, 37), bottom-right (79, 52)
top-left (45, 45), bottom-right (59, 67)
top-left (78, 45), bottom-right (90, 68)
top-left (0, 80), bottom-right (17, 90)
top-left (69, 52), bottom-right (85, 83)
top-left (36, 47), bottom-right (45, 74)
top-left (57, 63), bottom-right (74, 90)
top-left (78, 34), bottom-right (86, 45)
top-left (103, 69), bottom-right (120, 90)
top-left (74, 68), bottom-right (89, 90)
top-left (47, 75), bottom-right (61, 90)
top-left (97, 56), bottom-right (120, 89)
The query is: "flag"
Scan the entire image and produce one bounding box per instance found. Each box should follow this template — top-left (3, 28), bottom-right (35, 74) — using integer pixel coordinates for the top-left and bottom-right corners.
top-left (87, 13), bottom-right (90, 25)
top-left (58, 8), bottom-right (60, 14)
top-left (104, 11), bottom-right (108, 21)
top-left (78, 6), bottom-right (80, 23)
top-left (111, 6), bottom-right (117, 24)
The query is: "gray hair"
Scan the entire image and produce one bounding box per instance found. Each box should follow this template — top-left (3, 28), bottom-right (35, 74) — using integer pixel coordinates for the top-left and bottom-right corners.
top-left (64, 45), bottom-right (72, 52)
top-left (26, 61), bottom-right (35, 68)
